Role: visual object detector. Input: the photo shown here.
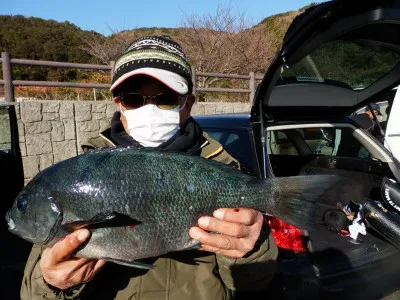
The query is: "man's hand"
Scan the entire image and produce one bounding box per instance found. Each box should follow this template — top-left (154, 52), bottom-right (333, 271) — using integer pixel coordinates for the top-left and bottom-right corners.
top-left (40, 229), bottom-right (106, 291)
top-left (188, 208), bottom-right (263, 258)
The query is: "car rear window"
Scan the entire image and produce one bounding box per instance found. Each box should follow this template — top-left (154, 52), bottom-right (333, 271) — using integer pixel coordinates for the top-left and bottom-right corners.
top-left (279, 40), bottom-right (400, 90)
top-left (204, 129), bottom-right (257, 175)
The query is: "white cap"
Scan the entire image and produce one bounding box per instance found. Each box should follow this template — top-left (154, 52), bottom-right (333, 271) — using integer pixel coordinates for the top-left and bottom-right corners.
top-left (110, 67), bottom-right (189, 95)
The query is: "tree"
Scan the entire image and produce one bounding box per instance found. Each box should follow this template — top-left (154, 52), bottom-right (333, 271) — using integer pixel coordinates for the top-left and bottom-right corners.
top-left (80, 27), bottom-right (180, 64)
top-left (0, 15), bottom-right (96, 81)
top-left (80, 28), bottom-right (139, 64)
top-left (177, 5), bottom-right (278, 90)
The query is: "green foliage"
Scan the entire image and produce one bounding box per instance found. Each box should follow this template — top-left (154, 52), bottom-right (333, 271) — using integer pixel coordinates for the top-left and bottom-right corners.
top-left (256, 10), bottom-right (300, 50)
top-left (282, 41), bottom-right (400, 90)
top-left (0, 15), bottom-right (100, 81)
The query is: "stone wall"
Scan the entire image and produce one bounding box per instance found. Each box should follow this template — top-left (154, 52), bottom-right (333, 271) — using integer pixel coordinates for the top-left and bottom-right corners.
top-left (16, 100), bottom-right (251, 183)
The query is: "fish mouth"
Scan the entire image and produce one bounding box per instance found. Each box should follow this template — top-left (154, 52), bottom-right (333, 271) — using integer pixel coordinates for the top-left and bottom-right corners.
top-left (5, 208), bottom-right (63, 245)
top-left (6, 210), bottom-right (36, 242)
top-left (5, 211), bottom-right (16, 231)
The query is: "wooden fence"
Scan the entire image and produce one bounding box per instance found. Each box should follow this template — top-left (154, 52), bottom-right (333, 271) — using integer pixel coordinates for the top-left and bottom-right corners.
top-left (0, 52), bottom-right (264, 103)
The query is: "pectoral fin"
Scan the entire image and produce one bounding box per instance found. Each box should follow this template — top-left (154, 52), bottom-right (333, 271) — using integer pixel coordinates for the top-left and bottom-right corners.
top-left (61, 211), bottom-right (141, 232)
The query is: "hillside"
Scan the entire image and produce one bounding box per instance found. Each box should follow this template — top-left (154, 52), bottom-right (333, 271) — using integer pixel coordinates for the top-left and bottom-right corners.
top-left (0, 4), bottom-right (313, 82)
top-left (0, 15), bottom-right (95, 62)
top-left (0, 15), bottom-right (98, 81)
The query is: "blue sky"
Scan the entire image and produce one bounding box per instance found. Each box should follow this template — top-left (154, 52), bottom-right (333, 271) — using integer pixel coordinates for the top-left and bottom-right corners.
top-left (0, 0), bottom-right (322, 36)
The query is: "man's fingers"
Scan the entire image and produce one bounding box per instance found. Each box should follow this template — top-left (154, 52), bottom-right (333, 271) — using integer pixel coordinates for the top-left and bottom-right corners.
top-left (188, 209), bottom-right (265, 259)
top-left (213, 208), bottom-right (259, 226)
top-left (197, 216), bottom-right (250, 238)
top-left (42, 258), bottom-right (104, 290)
top-left (198, 244), bottom-right (244, 258)
top-left (189, 227), bottom-right (238, 250)
top-left (189, 227), bottom-right (254, 258)
top-left (67, 259), bottom-right (106, 284)
top-left (94, 259), bottom-right (107, 271)
top-left (47, 229), bottom-right (91, 264)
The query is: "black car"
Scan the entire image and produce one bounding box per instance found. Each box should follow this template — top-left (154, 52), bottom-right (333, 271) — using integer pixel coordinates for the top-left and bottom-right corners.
top-left (0, 103), bottom-right (31, 300)
top-left (194, 1), bottom-right (400, 298)
top-left (195, 113), bottom-right (400, 299)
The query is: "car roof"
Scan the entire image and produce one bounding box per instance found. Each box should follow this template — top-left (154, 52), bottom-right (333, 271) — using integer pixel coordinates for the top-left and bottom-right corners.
top-left (193, 113), bottom-right (251, 130)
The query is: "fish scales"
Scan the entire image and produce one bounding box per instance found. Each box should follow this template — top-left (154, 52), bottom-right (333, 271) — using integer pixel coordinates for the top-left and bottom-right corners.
top-left (6, 147), bottom-right (363, 266)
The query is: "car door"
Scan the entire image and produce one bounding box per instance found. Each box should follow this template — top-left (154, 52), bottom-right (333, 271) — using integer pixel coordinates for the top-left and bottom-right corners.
top-left (0, 103), bottom-right (23, 217)
top-left (251, 0), bottom-right (400, 181)
top-left (385, 86), bottom-right (400, 161)
top-left (0, 103), bottom-right (30, 300)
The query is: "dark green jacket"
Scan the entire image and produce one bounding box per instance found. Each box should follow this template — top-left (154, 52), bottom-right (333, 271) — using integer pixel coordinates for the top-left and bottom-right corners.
top-left (20, 130), bottom-right (278, 300)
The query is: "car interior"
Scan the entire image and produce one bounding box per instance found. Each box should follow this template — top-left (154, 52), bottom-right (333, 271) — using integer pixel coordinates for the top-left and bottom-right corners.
top-left (266, 123), bottom-right (395, 199)
top-left (264, 120), bottom-right (400, 271)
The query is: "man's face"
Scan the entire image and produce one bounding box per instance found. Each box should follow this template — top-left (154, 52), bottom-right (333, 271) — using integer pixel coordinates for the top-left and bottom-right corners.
top-left (114, 76), bottom-right (195, 133)
top-left (365, 109), bottom-right (380, 121)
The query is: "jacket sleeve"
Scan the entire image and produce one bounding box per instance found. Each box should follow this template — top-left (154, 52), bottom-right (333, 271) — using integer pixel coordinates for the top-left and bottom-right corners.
top-left (20, 245), bottom-right (86, 300)
top-left (216, 224), bottom-right (278, 291)
top-left (200, 132), bottom-right (240, 169)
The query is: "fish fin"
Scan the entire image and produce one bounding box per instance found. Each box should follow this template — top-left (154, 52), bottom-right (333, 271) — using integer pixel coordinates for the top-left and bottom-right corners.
top-left (100, 257), bottom-right (154, 269)
top-left (62, 211), bottom-right (141, 231)
top-left (61, 211), bottom-right (116, 231)
top-left (262, 175), bottom-right (366, 231)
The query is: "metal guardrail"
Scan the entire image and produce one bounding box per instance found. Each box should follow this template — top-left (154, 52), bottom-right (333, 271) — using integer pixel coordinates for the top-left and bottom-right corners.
top-left (0, 52), bottom-right (263, 103)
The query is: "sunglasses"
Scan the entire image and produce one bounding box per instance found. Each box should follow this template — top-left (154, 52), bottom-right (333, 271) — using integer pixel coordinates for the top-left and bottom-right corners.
top-left (117, 92), bottom-right (182, 110)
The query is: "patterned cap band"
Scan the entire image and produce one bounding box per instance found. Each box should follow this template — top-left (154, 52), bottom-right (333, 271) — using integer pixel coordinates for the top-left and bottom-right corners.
top-left (111, 35), bottom-right (193, 95)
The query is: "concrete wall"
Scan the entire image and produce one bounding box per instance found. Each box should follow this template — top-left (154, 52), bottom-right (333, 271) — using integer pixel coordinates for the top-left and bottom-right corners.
top-left (16, 100), bottom-right (251, 183)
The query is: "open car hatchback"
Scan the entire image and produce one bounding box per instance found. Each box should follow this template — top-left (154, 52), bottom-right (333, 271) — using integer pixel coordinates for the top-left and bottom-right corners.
top-left (248, 0), bottom-right (400, 298)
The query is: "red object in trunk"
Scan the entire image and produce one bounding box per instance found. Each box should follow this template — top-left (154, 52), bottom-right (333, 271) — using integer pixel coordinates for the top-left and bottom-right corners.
top-left (265, 216), bottom-right (306, 253)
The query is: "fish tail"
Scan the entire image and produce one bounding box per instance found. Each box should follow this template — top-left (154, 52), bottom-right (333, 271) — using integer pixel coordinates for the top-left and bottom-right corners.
top-left (258, 175), bottom-right (365, 231)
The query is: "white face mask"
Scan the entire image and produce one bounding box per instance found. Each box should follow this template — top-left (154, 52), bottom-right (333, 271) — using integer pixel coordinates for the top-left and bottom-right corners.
top-left (376, 115), bottom-right (383, 123)
top-left (120, 103), bottom-right (183, 147)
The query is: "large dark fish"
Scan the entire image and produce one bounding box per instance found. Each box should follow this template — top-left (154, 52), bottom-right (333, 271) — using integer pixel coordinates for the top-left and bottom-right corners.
top-left (6, 147), bottom-right (360, 268)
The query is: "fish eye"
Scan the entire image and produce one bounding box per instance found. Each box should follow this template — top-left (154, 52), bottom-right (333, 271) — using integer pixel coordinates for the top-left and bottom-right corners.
top-left (17, 198), bottom-right (27, 212)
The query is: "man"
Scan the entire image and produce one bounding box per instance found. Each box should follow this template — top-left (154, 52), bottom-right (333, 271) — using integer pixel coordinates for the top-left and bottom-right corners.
top-left (348, 104), bottom-right (384, 137)
top-left (364, 103), bottom-right (385, 142)
top-left (364, 103), bottom-right (383, 123)
top-left (21, 35), bottom-right (278, 300)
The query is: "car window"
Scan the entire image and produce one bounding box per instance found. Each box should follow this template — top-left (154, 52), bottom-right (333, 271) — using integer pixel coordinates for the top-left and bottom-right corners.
top-left (279, 40), bottom-right (400, 91)
top-left (0, 108), bottom-right (11, 151)
top-left (267, 131), bottom-right (299, 155)
top-left (350, 101), bottom-right (391, 144)
top-left (204, 129), bottom-right (256, 173)
top-left (267, 127), bottom-right (372, 159)
top-left (353, 101), bottom-right (390, 123)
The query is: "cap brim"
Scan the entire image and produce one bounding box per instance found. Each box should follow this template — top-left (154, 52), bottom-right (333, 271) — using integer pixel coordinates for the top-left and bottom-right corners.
top-left (110, 68), bottom-right (189, 95)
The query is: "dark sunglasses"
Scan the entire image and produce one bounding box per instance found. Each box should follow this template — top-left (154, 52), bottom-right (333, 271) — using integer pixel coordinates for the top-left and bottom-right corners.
top-left (117, 92), bottom-right (182, 110)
